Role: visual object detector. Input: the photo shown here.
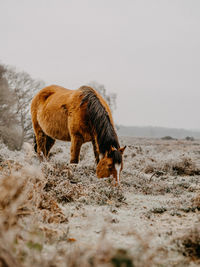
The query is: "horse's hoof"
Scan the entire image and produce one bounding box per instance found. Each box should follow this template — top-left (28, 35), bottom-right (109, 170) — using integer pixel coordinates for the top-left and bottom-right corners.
top-left (69, 163), bottom-right (78, 169)
top-left (114, 182), bottom-right (121, 188)
top-left (69, 163), bottom-right (78, 172)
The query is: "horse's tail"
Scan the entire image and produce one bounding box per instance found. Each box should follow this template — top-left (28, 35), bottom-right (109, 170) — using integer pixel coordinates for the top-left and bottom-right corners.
top-left (80, 86), bottom-right (119, 154)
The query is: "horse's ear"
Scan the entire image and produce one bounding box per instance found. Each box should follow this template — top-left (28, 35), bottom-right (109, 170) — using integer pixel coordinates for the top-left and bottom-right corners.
top-left (119, 146), bottom-right (126, 154)
top-left (108, 146), bottom-right (115, 154)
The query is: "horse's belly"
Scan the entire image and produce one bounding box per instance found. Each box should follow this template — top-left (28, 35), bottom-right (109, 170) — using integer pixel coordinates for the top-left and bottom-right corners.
top-left (37, 102), bottom-right (92, 142)
top-left (38, 111), bottom-right (71, 141)
top-left (42, 122), bottom-right (70, 141)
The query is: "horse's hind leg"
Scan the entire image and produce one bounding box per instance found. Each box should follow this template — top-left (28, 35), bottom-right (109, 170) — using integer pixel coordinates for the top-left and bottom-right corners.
top-left (38, 133), bottom-right (55, 158)
top-left (33, 134), bottom-right (37, 153)
top-left (33, 125), bottom-right (55, 158)
top-left (45, 135), bottom-right (55, 157)
top-left (70, 134), bottom-right (83, 164)
top-left (34, 130), bottom-right (47, 158)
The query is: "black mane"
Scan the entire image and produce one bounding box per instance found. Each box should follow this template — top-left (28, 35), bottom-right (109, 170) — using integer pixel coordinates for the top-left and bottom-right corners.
top-left (80, 86), bottom-right (120, 155)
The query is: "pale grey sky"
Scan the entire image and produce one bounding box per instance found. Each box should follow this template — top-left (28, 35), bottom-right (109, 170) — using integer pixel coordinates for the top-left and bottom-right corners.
top-left (1, 0), bottom-right (200, 129)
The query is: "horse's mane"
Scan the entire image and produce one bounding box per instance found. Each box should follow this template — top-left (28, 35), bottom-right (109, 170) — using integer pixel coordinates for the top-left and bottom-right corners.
top-left (80, 86), bottom-right (120, 155)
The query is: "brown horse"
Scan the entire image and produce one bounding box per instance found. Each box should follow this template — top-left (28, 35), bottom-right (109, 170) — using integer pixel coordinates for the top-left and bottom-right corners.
top-left (31, 85), bottom-right (126, 185)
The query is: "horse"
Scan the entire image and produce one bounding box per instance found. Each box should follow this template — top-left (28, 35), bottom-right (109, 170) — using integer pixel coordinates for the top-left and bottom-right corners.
top-left (31, 85), bottom-right (126, 185)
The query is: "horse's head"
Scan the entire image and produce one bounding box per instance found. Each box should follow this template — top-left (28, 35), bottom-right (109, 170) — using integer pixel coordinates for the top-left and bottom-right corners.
top-left (96, 146), bottom-right (126, 186)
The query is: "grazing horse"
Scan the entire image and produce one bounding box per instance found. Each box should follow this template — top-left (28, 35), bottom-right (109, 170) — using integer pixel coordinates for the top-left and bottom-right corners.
top-left (31, 85), bottom-right (126, 185)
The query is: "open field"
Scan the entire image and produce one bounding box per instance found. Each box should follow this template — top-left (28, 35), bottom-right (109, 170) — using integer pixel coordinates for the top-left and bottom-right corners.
top-left (0, 137), bottom-right (200, 267)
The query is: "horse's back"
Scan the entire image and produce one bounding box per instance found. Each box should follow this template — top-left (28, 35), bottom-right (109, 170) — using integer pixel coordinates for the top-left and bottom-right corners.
top-left (31, 85), bottom-right (89, 141)
top-left (32, 85), bottom-right (71, 104)
top-left (31, 85), bottom-right (74, 140)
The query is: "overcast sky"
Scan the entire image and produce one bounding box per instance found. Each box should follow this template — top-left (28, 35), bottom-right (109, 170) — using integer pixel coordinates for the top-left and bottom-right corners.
top-left (1, 0), bottom-right (200, 129)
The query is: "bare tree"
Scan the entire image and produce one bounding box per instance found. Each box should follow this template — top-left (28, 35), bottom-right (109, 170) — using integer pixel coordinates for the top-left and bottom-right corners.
top-left (0, 65), bottom-right (20, 150)
top-left (0, 66), bottom-right (14, 126)
top-left (4, 66), bottom-right (44, 146)
top-left (0, 64), bottom-right (44, 150)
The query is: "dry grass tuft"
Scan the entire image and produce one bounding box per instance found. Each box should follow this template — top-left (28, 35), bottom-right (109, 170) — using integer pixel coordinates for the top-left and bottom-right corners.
top-left (78, 184), bottom-right (126, 206)
top-left (41, 161), bottom-right (126, 206)
top-left (44, 177), bottom-right (85, 204)
top-left (192, 193), bottom-right (200, 210)
top-left (0, 164), bottom-right (69, 266)
top-left (176, 224), bottom-right (200, 261)
top-left (143, 157), bottom-right (200, 177)
top-left (167, 157), bottom-right (200, 176)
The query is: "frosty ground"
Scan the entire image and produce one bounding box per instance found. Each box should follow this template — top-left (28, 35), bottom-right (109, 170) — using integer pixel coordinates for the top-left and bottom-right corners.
top-left (0, 137), bottom-right (200, 267)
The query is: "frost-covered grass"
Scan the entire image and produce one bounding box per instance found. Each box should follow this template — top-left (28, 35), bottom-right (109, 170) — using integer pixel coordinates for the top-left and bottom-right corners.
top-left (0, 137), bottom-right (200, 266)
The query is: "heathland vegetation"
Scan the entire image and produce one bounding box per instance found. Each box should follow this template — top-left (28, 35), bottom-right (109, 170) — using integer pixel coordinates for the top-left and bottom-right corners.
top-left (0, 65), bottom-right (200, 266)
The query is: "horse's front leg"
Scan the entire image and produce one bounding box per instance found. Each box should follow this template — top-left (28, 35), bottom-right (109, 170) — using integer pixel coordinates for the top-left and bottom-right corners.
top-left (70, 135), bottom-right (83, 164)
top-left (92, 139), bottom-right (100, 164)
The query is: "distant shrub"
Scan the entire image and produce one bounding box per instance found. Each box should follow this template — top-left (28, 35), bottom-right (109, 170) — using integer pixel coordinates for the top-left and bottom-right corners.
top-left (185, 136), bottom-right (194, 141)
top-left (161, 136), bottom-right (174, 140)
